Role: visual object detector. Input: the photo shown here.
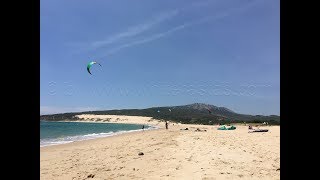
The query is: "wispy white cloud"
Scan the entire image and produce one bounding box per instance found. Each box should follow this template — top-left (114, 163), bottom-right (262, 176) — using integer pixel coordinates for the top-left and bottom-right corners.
top-left (40, 106), bottom-right (101, 115)
top-left (67, 10), bottom-right (179, 54)
top-left (88, 1), bottom-right (216, 49)
top-left (69, 1), bottom-right (214, 53)
top-left (70, 0), bottom-right (262, 57)
top-left (100, 0), bottom-right (260, 56)
top-left (91, 10), bottom-right (179, 49)
top-left (102, 24), bottom-right (189, 55)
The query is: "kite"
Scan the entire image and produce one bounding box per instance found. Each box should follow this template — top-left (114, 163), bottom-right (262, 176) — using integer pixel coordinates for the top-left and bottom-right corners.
top-left (87, 61), bottom-right (102, 75)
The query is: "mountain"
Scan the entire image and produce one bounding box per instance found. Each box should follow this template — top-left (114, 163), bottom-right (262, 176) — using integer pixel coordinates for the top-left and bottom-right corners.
top-left (40, 103), bottom-right (280, 125)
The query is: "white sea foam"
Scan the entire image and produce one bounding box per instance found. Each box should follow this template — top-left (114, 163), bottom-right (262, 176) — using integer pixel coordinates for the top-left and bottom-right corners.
top-left (40, 125), bottom-right (158, 147)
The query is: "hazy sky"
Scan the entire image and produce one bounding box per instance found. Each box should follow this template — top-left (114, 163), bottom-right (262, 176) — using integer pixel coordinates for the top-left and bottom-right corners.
top-left (40, 0), bottom-right (279, 115)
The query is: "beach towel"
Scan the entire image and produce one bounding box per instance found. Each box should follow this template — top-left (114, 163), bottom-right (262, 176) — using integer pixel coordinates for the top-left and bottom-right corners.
top-left (249, 129), bottom-right (268, 133)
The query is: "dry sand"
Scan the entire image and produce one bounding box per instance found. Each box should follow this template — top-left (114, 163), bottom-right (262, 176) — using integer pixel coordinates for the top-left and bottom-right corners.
top-left (71, 114), bottom-right (167, 126)
top-left (41, 115), bottom-right (280, 180)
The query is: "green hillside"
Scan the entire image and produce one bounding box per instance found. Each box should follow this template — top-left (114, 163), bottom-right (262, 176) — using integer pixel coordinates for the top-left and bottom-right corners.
top-left (40, 103), bottom-right (280, 125)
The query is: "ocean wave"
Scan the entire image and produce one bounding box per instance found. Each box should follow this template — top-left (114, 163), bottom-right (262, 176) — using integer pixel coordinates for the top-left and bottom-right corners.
top-left (40, 126), bottom-right (158, 147)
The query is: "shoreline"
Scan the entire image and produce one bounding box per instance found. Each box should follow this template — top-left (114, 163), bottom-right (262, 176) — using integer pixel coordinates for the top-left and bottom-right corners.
top-left (40, 114), bottom-right (276, 148)
top-left (40, 118), bottom-right (162, 147)
top-left (59, 120), bottom-right (163, 127)
top-left (40, 125), bottom-right (161, 148)
top-left (41, 115), bottom-right (280, 179)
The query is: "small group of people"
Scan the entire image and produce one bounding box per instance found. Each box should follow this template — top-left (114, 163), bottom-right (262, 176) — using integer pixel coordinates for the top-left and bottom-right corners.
top-left (142, 121), bottom-right (169, 131)
top-left (195, 128), bottom-right (206, 132)
top-left (248, 124), bottom-right (269, 133)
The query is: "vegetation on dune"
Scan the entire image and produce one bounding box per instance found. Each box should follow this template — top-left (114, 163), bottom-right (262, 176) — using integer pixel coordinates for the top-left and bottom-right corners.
top-left (40, 103), bottom-right (280, 125)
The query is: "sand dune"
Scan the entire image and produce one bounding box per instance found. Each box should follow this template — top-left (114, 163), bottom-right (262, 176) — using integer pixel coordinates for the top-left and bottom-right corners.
top-left (41, 115), bottom-right (280, 180)
top-left (73, 114), bottom-right (167, 126)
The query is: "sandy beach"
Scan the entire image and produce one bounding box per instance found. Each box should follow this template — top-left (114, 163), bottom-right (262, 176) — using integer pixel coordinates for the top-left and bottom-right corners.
top-left (72, 114), bottom-right (168, 126)
top-left (40, 115), bottom-right (280, 180)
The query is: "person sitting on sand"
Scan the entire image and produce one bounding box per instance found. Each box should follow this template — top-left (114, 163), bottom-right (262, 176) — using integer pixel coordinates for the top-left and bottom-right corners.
top-left (195, 128), bottom-right (207, 132)
top-left (248, 125), bottom-right (252, 130)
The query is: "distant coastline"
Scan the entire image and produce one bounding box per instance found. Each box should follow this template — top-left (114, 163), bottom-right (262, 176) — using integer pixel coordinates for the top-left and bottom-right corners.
top-left (40, 103), bottom-right (280, 125)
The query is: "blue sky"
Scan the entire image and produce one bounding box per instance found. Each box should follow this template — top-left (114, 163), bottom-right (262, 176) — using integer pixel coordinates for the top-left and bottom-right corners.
top-left (40, 0), bottom-right (279, 115)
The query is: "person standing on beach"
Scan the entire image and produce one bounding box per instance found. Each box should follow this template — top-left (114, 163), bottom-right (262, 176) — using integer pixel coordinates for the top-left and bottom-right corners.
top-left (142, 125), bottom-right (145, 131)
top-left (165, 121), bottom-right (168, 129)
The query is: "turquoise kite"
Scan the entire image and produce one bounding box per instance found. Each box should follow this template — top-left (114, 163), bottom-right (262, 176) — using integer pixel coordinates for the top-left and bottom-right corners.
top-left (87, 61), bottom-right (102, 75)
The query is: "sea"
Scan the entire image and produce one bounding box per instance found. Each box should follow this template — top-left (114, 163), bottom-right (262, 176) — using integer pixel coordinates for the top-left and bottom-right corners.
top-left (40, 121), bottom-right (156, 147)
